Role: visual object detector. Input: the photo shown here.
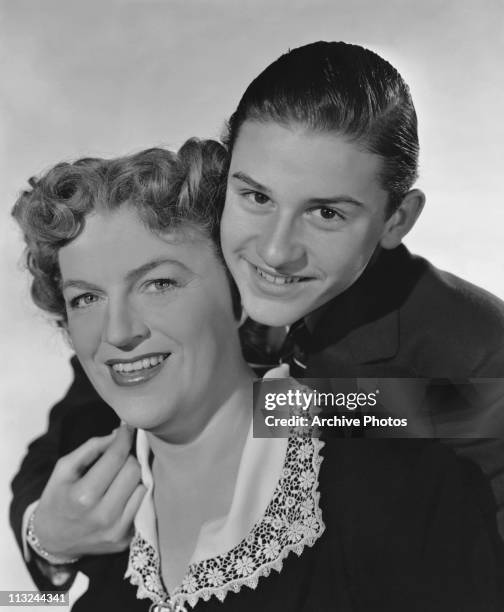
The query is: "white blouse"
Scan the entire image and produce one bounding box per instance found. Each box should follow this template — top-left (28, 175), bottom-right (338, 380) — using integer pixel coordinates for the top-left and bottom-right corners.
top-left (126, 425), bottom-right (325, 611)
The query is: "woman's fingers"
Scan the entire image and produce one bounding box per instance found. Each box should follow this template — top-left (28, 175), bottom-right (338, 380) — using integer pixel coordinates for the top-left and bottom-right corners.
top-left (54, 430), bottom-right (118, 483)
top-left (97, 455), bottom-right (143, 522)
top-left (74, 425), bottom-right (135, 502)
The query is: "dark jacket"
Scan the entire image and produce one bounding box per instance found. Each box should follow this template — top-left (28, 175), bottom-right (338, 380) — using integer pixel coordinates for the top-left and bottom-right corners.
top-left (293, 245), bottom-right (504, 535)
top-left (302, 245), bottom-right (504, 378)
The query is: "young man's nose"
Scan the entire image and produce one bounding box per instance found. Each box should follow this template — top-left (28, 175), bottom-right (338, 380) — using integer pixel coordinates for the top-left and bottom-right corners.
top-left (103, 301), bottom-right (150, 350)
top-left (256, 216), bottom-right (305, 270)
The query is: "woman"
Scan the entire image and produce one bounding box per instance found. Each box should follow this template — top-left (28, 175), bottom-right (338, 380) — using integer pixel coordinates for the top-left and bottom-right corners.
top-left (12, 139), bottom-right (504, 610)
top-left (12, 141), bottom-right (324, 611)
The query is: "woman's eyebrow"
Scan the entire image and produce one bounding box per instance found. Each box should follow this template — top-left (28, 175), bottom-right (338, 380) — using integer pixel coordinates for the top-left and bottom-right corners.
top-left (230, 171), bottom-right (271, 194)
top-left (124, 258), bottom-right (191, 284)
top-left (62, 279), bottom-right (103, 292)
top-left (62, 258), bottom-right (190, 291)
top-left (124, 258), bottom-right (178, 283)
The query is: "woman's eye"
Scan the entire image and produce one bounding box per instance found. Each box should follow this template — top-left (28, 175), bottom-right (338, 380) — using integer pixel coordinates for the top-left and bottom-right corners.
top-left (243, 191), bottom-right (270, 206)
top-left (144, 279), bottom-right (178, 293)
top-left (69, 293), bottom-right (99, 309)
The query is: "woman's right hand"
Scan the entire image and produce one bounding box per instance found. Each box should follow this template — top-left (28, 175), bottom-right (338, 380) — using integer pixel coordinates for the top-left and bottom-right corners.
top-left (32, 424), bottom-right (146, 560)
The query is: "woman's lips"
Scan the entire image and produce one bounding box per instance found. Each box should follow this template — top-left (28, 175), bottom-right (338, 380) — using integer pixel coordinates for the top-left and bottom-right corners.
top-left (106, 353), bottom-right (170, 387)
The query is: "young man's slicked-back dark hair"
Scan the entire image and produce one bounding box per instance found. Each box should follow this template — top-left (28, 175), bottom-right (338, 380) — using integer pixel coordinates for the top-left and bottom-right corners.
top-left (225, 41), bottom-right (419, 213)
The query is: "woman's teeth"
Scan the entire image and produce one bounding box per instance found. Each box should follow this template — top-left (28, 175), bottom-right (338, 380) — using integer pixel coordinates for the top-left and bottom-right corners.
top-left (111, 354), bottom-right (167, 373)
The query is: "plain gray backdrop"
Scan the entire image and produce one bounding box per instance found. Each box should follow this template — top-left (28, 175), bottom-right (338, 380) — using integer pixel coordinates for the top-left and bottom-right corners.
top-left (1, 0), bottom-right (503, 604)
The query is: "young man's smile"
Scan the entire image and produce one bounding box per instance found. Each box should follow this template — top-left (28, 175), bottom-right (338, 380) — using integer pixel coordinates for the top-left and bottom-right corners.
top-left (221, 120), bottom-right (393, 326)
top-left (246, 258), bottom-right (316, 291)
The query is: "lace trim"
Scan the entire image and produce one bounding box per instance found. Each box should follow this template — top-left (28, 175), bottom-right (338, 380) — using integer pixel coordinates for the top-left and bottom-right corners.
top-left (125, 435), bottom-right (325, 610)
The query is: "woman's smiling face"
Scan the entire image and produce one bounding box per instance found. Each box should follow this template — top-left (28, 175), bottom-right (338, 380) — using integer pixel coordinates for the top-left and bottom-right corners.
top-left (59, 206), bottom-right (241, 441)
top-left (221, 120), bottom-right (393, 327)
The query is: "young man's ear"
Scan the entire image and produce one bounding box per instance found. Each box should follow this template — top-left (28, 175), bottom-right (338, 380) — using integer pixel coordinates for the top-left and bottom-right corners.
top-left (380, 189), bottom-right (425, 250)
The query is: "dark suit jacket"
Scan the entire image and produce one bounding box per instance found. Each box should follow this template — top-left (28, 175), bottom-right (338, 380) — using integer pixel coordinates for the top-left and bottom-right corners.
top-left (303, 244), bottom-right (504, 377)
top-left (293, 245), bottom-right (504, 535)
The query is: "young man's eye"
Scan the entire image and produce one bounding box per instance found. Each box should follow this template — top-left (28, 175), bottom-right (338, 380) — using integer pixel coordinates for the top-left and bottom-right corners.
top-left (308, 207), bottom-right (345, 222)
top-left (243, 191), bottom-right (270, 206)
top-left (68, 293), bottom-right (99, 309)
top-left (144, 279), bottom-right (178, 293)
top-left (318, 207), bottom-right (344, 220)
top-left (319, 208), bottom-right (338, 220)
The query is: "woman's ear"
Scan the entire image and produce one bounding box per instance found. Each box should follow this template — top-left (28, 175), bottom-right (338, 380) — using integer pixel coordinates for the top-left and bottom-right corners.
top-left (60, 322), bottom-right (73, 348)
top-left (380, 189), bottom-right (425, 250)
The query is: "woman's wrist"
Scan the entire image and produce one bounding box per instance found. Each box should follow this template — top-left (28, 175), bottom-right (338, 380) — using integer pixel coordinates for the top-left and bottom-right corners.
top-left (26, 509), bottom-right (80, 566)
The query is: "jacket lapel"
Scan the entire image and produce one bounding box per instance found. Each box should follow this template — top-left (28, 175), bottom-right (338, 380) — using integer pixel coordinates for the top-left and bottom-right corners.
top-left (304, 245), bottom-right (425, 376)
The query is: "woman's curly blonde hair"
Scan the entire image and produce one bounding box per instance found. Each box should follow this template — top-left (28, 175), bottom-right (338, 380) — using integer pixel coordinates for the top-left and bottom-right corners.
top-left (12, 138), bottom-right (232, 326)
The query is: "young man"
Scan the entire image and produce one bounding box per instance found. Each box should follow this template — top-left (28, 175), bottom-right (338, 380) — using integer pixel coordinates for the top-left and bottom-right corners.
top-left (221, 41), bottom-right (504, 377)
top-left (220, 40), bottom-right (504, 533)
top-left (11, 41), bottom-right (504, 592)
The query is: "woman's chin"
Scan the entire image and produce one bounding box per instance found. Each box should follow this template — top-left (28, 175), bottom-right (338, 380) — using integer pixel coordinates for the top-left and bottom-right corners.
top-left (106, 399), bottom-right (174, 433)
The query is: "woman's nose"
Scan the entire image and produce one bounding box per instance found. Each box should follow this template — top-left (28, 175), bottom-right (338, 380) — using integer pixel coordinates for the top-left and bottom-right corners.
top-left (256, 216), bottom-right (305, 270)
top-left (103, 301), bottom-right (150, 351)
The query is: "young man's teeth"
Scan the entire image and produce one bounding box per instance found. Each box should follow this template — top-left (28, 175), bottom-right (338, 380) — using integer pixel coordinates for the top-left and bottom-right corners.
top-left (255, 266), bottom-right (301, 284)
top-left (112, 354), bottom-right (167, 373)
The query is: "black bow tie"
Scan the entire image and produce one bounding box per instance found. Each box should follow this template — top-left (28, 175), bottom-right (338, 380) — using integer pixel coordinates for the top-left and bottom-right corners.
top-left (280, 319), bottom-right (310, 377)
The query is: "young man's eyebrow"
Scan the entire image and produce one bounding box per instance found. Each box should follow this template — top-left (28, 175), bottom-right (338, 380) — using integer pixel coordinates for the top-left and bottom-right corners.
top-left (230, 171), bottom-right (271, 194)
top-left (230, 172), bottom-right (366, 207)
top-left (308, 196), bottom-right (367, 207)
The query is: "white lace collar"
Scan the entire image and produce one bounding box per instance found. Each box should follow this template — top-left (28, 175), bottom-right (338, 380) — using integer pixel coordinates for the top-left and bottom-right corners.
top-left (125, 426), bottom-right (325, 611)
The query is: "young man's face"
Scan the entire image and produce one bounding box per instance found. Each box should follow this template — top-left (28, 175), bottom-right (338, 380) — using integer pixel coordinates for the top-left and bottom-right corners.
top-left (221, 120), bottom-right (393, 326)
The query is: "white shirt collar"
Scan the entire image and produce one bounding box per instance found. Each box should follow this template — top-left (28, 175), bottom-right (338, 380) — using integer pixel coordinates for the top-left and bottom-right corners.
top-left (126, 411), bottom-right (325, 610)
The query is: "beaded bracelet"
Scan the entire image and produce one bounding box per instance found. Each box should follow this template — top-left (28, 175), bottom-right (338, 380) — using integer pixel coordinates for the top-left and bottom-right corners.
top-left (26, 510), bottom-right (79, 566)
